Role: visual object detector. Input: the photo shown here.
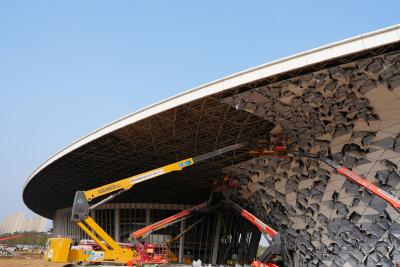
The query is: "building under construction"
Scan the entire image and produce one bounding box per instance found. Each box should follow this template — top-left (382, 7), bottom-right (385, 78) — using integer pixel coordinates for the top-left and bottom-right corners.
top-left (23, 25), bottom-right (400, 266)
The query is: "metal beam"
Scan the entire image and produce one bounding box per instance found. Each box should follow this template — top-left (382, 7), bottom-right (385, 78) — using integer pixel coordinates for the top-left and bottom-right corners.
top-left (211, 214), bottom-right (222, 265)
top-left (178, 219), bottom-right (186, 263)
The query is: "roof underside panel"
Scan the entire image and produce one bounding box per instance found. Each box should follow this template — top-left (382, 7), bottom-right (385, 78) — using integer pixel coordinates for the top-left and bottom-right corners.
top-left (24, 95), bottom-right (273, 218)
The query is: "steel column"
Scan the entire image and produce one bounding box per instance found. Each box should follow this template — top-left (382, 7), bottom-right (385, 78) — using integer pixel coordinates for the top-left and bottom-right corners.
top-left (178, 219), bottom-right (186, 263)
top-left (114, 208), bottom-right (120, 242)
top-left (145, 208), bottom-right (151, 243)
top-left (211, 214), bottom-right (222, 265)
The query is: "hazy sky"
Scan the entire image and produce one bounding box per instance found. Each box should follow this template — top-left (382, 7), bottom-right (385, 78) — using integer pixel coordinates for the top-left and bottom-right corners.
top-left (0, 1), bottom-right (399, 220)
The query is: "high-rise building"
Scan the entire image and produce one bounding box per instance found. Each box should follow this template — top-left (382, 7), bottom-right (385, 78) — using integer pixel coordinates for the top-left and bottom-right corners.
top-left (0, 212), bottom-right (47, 234)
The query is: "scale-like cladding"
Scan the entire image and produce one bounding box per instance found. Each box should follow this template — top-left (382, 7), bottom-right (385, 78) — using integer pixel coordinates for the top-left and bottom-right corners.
top-left (223, 51), bottom-right (400, 266)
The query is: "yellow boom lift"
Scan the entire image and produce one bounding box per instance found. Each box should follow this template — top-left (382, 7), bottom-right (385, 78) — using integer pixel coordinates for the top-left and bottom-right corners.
top-left (45, 143), bottom-right (244, 265)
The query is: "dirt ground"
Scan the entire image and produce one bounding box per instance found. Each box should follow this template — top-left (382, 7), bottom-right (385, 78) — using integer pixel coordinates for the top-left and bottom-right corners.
top-left (0, 254), bottom-right (65, 267)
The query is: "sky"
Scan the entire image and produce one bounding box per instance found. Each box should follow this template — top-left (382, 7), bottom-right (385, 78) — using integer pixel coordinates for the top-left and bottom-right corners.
top-left (0, 1), bottom-right (399, 222)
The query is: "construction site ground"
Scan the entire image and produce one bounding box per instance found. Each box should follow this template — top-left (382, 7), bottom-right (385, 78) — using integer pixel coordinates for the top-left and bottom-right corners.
top-left (0, 254), bottom-right (64, 267)
top-left (0, 255), bottom-right (195, 267)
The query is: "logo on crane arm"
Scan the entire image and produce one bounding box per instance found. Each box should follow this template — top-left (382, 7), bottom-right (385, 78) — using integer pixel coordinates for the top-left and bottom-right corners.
top-left (178, 160), bottom-right (192, 168)
top-left (130, 169), bottom-right (165, 184)
top-left (378, 188), bottom-right (400, 206)
top-left (98, 184), bottom-right (121, 195)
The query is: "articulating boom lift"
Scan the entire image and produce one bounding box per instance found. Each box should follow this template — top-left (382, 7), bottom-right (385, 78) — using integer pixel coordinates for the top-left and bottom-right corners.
top-left (250, 140), bottom-right (400, 214)
top-left (131, 202), bottom-right (208, 242)
top-left (129, 202), bottom-right (210, 266)
top-left (292, 150), bottom-right (400, 214)
top-left (223, 198), bottom-right (282, 266)
top-left (45, 143), bottom-right (245, 265)
top-left (129, 190), bottom-right (283, 267)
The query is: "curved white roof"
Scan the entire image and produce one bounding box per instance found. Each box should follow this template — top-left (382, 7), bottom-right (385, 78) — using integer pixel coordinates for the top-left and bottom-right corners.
top-left (23, 25), bottom-right (400, 221)
top-left (25, 25), bottom-right (400, 189)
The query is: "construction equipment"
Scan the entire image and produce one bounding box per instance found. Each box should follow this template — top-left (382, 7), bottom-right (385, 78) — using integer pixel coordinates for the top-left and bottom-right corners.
top-left (213, 174), bottom-right (283, 266)
top-left (249, 141), bottom-right (400, 214)
top-left (131, 202), bottom-right (208, 241)
top-left (223, 198), bottom-right (282, 265)
top-left (0, 234), bottom-right (27, 242)
top-left (130, 186), bottom-right (283, 266)
top-left (292, 150), bottom-right (400, 214)
top-left (45, 143), bottom-right (244, 265)
top-left (165, 216), bottom-right (207, 263)
top-left (249, 139), bottom-right (287, 158)
top-left (0, 233), bottom-right (29, 257)
top-left (130, 202), bottom-right (210, 265)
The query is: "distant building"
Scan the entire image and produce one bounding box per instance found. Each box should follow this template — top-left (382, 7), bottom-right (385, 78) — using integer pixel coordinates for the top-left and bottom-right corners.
top-left (0, 212), bottom-right (47, 234)
top-left (20, 215), bottom-right (47, 233)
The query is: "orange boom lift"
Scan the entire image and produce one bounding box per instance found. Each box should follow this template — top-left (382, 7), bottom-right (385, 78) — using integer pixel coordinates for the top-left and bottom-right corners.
top-left (250, 140), bottom-right (400, 214)
top-left (293, 150), bottom-right (400, 214)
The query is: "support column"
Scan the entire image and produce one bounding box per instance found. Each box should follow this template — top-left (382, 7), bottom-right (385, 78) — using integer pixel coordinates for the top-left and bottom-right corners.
top-left (89, 209), bottom-right (96, 239)
top-left (178, 219), bottom-right (186, 263)
top-left (114, 208), bottom-right (120, 242)
top-left (145, 208), bottom-right (151, 243)
top-left (247, 229), bottom-right (261, 261)
top-left (90, 209), bottom-right (96, 219)
top-left (211, 214), bottom-right (222, 265)
top-left (146, 208), bottom-right (151, 225)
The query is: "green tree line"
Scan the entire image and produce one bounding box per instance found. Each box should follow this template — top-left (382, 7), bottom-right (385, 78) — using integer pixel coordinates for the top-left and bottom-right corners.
top-left (0, 232), bottom-right (48, 246)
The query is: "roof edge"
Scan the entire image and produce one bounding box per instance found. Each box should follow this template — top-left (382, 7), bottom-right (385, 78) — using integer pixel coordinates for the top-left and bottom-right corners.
top-left (23, 24), bottom-right (400, 192)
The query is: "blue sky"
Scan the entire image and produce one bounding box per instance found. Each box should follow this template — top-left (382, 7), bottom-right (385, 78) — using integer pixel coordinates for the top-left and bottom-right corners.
top-left (0, 1), bottom-right (399, 221)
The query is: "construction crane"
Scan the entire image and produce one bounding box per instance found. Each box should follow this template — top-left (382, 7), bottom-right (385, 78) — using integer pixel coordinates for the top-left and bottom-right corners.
top-left (45, 143), bottom-right (244, 265)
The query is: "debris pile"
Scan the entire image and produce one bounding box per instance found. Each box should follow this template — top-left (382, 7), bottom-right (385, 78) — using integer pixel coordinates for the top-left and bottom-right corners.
top-left (0, 245), bottom-right (17, 257)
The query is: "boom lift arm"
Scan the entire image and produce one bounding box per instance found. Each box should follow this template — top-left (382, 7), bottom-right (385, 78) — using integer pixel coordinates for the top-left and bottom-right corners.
top-left (292, 150), bottom-right (400, 214)
top-left (223, 198), bottom-right (282, 264)
top-left (130, 202), bottom-right (211, 264)
top-left (130, 195), bottom-right (283, 265)
top-left (131, 202), bottom-right (208, 241)
top-left (71, 143), bottom-right (244, 221)
top-left (249, 141), bottom-right (400, 214)
top-left (66, 143), bottom-right (244, 263)
top-left (0, 234), bottom-right (28, 242)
